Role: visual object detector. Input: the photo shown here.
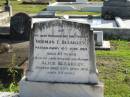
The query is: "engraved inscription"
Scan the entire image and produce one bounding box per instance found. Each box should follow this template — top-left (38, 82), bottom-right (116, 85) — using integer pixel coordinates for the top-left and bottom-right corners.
top-left (27, 20), bottom-right (95, 83)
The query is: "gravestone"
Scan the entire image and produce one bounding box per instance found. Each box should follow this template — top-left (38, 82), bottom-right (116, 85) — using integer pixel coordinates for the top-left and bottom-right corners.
top-left (4, 0), bottom-right (12, 16)
top-left (20, 19), bottom-right (104, 97)
top-left (102, 0), bottom-right (130, 19)
top-left (94, 31), bottom-right (103, 46)
top-left (10, 13), bottom-right (31, 40)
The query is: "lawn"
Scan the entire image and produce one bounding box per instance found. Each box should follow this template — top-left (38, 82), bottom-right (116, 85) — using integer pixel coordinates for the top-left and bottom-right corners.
top-left (0, 0), bottom-right (101, 15)
top-left (0, 0), bottom-right (47, 14)
top-left (97, 40), bottom-right (130, 97)
top-left (56, 11), bottom-right (101, 16)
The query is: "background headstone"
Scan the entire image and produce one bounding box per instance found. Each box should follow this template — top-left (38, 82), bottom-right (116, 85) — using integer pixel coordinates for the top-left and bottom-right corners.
top-left (10, 12), bottom-right (31, 40)
top-left (102, 0), bottom-right (130, 19)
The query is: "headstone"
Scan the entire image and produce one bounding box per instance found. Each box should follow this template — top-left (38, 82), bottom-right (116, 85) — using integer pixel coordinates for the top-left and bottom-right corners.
top-left (20, 19), bottom-right (104, 97)
top-left (10, 12), bottom-right (31, 40)
top-left (4, 0), bottom-right (12, 16)
top-left (102, 0), bottom-right (130, 19)
top-left (27, 19), bottom-right (98, 83)
top-left (94, 31), bottom-right (103, 46)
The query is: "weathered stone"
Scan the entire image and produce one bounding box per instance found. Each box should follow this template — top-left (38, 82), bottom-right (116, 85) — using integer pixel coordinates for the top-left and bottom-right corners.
top-left (20, 19), bottom-right (104, 97)
top-left (102, 0), bottom-right (130, 19)
top-left (94, 31), bottom-right (103, 46)
top-left (0, 92), bottom-right (19, 97)
top-left (20, 77), bottom-right (104, 97)
top-left (26, 19), bottom-right (98, 84)
top-left (0, 41), bottom-right (29, 68)
top-left (0, 43), bottom-right (12, 54)
top-left (10, 12), bottom-right (31, 40)
top-left (0, 12), bottom-right (10, 25)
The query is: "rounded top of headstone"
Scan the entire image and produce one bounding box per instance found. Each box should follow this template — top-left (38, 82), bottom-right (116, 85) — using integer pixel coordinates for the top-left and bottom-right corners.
top-left (10, 12), bottom-right (31, 40)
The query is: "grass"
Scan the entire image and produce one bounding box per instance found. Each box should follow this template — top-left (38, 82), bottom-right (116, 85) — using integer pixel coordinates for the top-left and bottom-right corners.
top-left (0, 0), bottom-right (101, 16)
top-left (0, 82), bottom-right (19, 92)
top-left (56, 11), bottom-right (101, 16)
top-left (0, 0), bottom-right (47, 14)
top-left (96, 40), bottom-right (130, 97)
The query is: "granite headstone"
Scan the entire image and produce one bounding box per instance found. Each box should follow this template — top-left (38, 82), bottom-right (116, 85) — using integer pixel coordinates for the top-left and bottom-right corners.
top-left (102, 0), bottom-right (130, 19)
top-left (20, 19), bottom-right (104, 97)
top-left (26, 19), bottom-right (98, 84)
top-left (10, 13), bottom-right (31, 40)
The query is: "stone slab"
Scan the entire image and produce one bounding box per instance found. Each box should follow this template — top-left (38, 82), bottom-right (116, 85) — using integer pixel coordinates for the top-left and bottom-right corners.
top-left (94, 31), bottom-right (103, 46)
top-left (123, 19), bottom-right (130, 28)
top-left (0, 92), bottom-right (19, 97)
top-left (0, 41), bottom-right (29, 68)
top-left (20, 77), bottom-right (104, 97)
top-left (95, 41), bottom-right (110, 50)
top-left (27, 19), bottom-right (98, 84)
top-left (102, 6), bottom-right (130, 19)
top-left (0, 12), bottom-right (10, 25)
top-left (22, 0), bottom-right (50, 4)
top-left (0, 23), bottom-right (10, 35)
top-left (47, 2), bottom-right (102, 12)
top-left (115, 17), bottom-right (126, 28)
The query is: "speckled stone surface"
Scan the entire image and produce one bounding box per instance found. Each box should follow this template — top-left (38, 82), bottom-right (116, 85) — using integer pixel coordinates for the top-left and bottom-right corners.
top-left (20, 77), bottom-right (104, 97)
top-left (27, 19), bottom-right (98, 84)
top-left (0, 92), bottom-right (19, 97)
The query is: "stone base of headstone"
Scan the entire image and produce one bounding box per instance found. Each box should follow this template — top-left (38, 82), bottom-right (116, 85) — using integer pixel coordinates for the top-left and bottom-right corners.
top-left (0, 92), bottom-right (19, 97)
top-left (95, 41), bottom-right (110, 50)
top-left (20, 77), bottom-right (104, 97)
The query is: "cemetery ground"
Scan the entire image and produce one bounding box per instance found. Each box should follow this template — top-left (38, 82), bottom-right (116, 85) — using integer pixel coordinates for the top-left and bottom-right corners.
top-left (0, 0), bottom-right (99, 15)
top-left (0, 0), bottom-right (130, 97)
top-left (0, 0), bottom-right (46, 14)
top-left (0, 40), bottom-right (130, 97)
